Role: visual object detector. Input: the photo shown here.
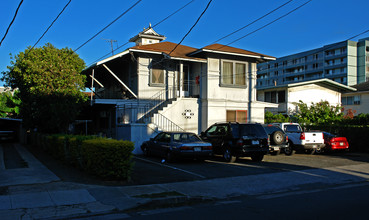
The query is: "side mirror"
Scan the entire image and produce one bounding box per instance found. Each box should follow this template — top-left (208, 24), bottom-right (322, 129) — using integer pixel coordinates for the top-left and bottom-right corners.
top-left (200, 131), bottom-right (205, 137)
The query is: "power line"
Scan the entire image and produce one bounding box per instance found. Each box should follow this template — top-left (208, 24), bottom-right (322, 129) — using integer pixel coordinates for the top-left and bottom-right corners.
top-left (27, 0), bottom-right (72, 55)
top-left (225, 0), bottom-right (312, 47)
top-left (0, 0), bottom-right (24, 47)
top-left (88, 0), bottom-right (195, 66)
top-left (152, 0), bottom-right (195, 28)
top-left (212, 0), bottom-right (294, 44)
top-left (168, 0), bottom-right (213, 56)
top-left (74, 0), bottom-right (142, 52)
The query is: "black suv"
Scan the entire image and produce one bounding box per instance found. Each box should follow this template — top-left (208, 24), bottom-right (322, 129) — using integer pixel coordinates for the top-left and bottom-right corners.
top-left (200, 122), bottom-right (269, 162)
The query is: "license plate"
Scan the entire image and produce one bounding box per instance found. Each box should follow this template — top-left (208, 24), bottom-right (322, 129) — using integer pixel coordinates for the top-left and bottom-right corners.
top-left (252, 140), bottom-right (259, 145)
top-left (274, 147), bottom-right (280, 151)
top-left (340, 142), bottom-right (344, 146)
top-left (194, 147), bottom-right (201, 152)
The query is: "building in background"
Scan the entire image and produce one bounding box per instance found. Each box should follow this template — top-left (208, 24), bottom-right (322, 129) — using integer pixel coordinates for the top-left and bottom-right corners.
top-left (257, 79), bottom-right (355, 115)
top-left (342, 81), bottom-right (369, 116)
top-left (257, 38), bottom-right (369, 89)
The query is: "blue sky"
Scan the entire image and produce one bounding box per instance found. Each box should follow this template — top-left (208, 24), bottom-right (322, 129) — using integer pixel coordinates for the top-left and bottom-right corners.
top-left (1, 0), bottom-right (368, 86)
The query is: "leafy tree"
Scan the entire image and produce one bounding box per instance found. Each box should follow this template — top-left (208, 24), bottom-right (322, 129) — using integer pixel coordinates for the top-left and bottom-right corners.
top-left (1, 43), bottom-right (87, 133)
top-left (0, 89), bottom-right (21, 118)
top-left (293, 100), bottom-right (343, 125)
top-left (265, 111), bottom-right (290, 123)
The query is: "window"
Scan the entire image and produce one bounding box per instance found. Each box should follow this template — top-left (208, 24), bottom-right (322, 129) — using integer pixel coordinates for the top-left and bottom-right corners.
top-left (278, 91), bottom-right (285, 103)
top-left (206, 125), bottom-right (228, 136)
top-left (354, 95), bottom-right (361, 105)
top-left (222, 61), bottom-right (246, 86)
top-left (226, 110), bottom-right (247, 123)
top-left (342, 96), bottom-right (360, 105)
top-left (265, 91), bottom-right (285, 103)
top-left (155, 133), bottom-right (171, 142)
top-left (150, 60), bottom-right (164, 85)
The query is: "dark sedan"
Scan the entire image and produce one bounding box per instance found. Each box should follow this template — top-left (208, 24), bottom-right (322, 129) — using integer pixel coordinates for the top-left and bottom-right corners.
top-left (141, 132), bottom-right (213, 162)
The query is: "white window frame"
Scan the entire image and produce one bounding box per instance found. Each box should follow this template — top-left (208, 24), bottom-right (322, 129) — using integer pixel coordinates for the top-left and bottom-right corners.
top-left (220, 60), bottom-right (247, 87)
top-left (149, 59), bottom-right (165, 87)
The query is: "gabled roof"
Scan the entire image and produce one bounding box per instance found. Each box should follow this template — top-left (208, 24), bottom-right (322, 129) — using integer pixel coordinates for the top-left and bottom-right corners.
top-left (258, 78), bottom-right (356, 93)
top-left (188, 43), bottom-right (275, 60)
top-left (130, 41), bottom-right (206, 62)
top-left (352, 81), bottom-right (369, 91)
top-left (129, 26), bottom-right (166, 42)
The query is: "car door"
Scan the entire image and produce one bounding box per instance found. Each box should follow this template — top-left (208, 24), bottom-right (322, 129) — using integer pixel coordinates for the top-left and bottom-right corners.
top-left (202, 124), bottom-right (228, 154)
top-left (155, 132), bottom-right (172, 157)
top-left (151, 133), bottom-right (165, 156)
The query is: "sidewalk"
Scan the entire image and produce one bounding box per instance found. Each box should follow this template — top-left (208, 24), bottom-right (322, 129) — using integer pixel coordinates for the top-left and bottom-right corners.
top-left (1, 144), bottom-right (369, 219)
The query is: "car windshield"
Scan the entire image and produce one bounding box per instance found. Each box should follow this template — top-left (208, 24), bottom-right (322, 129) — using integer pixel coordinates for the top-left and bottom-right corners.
top-left (284, 125), bottom-right (302, 132)
top-left (232, 124), bottom-right (267, 138)
top-left (263, 126), bottom-right (281, 134)
top-left (173, 133), bottom-right (201, 142)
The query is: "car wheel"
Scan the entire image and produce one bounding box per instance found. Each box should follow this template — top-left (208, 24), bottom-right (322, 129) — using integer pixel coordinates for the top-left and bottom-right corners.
top-left (142, 145), bottom-right (149, 157)
top-left (284, 143), bottom-right (294, 156)
top-left (309, 149), bottom-right (316, 155)
top-left (271, 131), bottom-right (284, 145)
top-left (251, 153), bottom-right (264, 162)
top-left (315, 147), bottom-right (322, 154)
top-left (223, 148), bottom-right (236, 163)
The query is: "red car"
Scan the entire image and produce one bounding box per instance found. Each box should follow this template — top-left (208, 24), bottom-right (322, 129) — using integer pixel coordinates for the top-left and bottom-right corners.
top-left (323, 132), bottom-right (349, 152)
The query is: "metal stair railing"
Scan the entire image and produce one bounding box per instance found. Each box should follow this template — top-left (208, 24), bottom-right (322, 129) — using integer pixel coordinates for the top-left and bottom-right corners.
top-left (152, 113), bottom-right (185, 132)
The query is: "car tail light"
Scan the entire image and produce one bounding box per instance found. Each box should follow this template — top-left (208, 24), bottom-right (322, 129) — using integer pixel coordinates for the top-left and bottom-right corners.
top-left (286, 135), bottom-right (288, 142)
top-left (202, 145), bottom-right (212, 150)
top-left (180, 146), bottom-right (192, 150)
top-left (237, 139), bottom-right (243, 146)
top-left (300, 132), bottom-right (305, 140)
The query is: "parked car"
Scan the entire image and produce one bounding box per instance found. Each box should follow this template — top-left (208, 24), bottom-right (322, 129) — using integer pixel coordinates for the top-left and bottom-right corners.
top-left (323, 132), bottom-right (349, 152)
top-left (262, 124), bottom-right (289, 155)
top-left (272, 123), bottom-right (325, 155)
top-left (200, 122), bottom-right (269, 163)
top-left (141, 131), bottom-right (213, 162)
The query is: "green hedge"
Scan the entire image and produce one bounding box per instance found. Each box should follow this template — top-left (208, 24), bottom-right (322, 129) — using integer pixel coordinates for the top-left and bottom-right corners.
top-left (305, 125), bottom-right (369, 153)
top-left (81, 138), bottom-right (134, 179)
top-left (29, 133), bottom-right (134, 180)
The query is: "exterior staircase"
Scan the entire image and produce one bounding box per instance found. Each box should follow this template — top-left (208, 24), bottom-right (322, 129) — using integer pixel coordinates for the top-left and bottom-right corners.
top-left (118, 87), bottom-right (185, 132)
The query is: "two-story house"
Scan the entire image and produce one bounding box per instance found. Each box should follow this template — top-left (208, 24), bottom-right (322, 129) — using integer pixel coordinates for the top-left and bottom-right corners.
top-left (82, 26), bottom-right (276, 153)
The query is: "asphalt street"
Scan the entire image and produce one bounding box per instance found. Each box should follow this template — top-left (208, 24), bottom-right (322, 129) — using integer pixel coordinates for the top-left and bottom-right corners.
top-left (1, 142), bottom-right (369, 219)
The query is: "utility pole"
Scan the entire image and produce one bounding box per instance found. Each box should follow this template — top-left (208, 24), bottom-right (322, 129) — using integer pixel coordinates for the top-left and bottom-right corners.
top-left (103, 39), bottom-right (117, 56)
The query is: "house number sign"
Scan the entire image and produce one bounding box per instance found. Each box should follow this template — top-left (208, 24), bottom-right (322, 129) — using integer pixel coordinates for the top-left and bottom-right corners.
top-left (182, 109), bottom-right (194, 119)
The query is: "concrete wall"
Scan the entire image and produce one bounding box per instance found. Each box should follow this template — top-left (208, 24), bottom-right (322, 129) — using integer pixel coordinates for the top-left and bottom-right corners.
top-left (347, 42), bottom-right (358, 86)
top-left (158, 98), bottom-right (199, 133)
top-left (116, 123), bottom-right (157, 154)
top-left (287, 84), bottom-right (341, 114)
top-left (199, 58), bottom-right (256, 130)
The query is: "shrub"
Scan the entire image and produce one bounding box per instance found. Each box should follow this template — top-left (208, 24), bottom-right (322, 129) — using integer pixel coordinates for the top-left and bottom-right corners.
top-left (28, 133), bottom-right (134, 180)
top-left (81, 138), bottom-right (134, 180)
top-left (68, 135), bottom-right (96, 168)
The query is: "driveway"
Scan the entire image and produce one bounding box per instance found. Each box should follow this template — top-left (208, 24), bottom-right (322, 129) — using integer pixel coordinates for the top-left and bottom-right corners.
top-left (130, 152), bottom-right (369, 185)
top-left (6, 142), bottom-right (369, 186)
